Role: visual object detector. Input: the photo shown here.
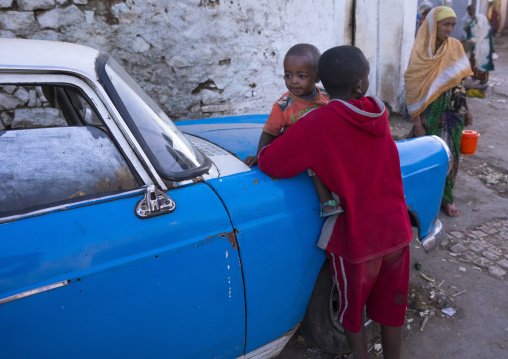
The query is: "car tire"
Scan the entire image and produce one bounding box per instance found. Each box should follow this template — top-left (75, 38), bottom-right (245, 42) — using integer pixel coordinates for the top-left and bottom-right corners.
top-left (299, 259), bottom-right (381, 354)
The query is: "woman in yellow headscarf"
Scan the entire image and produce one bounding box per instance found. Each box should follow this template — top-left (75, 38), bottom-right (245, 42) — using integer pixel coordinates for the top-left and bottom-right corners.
top-left (405, 6), bottom-right (473, 217)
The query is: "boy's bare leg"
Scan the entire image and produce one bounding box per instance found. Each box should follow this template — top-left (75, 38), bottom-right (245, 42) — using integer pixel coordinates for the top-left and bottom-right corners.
top-left (344, 326), bottom-right (368, 359)
top-left (310, 175), bottom-right (342, 213)
top-left (344, 325), bottom-right (402, 359)
top-left (380, 325), bottom-right (402, 359)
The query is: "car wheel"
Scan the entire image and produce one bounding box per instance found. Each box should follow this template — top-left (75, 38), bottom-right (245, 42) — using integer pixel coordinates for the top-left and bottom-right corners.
top-left (299, 259), bottom-right (381, 354)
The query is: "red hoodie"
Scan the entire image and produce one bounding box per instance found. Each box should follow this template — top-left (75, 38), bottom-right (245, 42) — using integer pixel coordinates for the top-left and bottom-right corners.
top-left (258, 96), bottom-right (413, 263)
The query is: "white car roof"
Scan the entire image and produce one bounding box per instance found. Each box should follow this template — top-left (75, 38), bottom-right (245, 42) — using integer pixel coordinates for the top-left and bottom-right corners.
top-left (0, 38), bottom-right (101, 80)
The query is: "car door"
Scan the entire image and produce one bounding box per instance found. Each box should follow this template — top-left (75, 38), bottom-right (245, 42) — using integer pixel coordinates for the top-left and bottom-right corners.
top-left (0, 78), bottom-right (245, 358)
top-left (206, 170), bottom-right (326, 354)
top-left (178, 119), bottom-right (327, 353)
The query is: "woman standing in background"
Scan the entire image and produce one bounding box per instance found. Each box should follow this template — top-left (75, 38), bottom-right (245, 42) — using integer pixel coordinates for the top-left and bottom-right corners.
top-left (488, 0), bottom-right (500, 36)
top-left (416, 1), bottom-right (434, 35)
top-left (466, 13), bottom-right (495, 86)
top-left (405, 6), bottom-right (473, 217)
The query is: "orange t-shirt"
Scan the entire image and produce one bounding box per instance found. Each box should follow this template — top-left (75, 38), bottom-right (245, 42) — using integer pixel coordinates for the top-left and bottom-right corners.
top-left (263, 87), bottom-right (329, 136)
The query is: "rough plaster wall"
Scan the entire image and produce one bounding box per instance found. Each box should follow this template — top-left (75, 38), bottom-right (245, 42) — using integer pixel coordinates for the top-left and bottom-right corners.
top-left (355, 0), bottom-right (379, 99)
top-left (502, 0), bottom-right (508, 30)
top-left (343, 0), bottom-right (354, 45)
top-left (378, 0), bottom-right (417, 113)
top-left (399, 1), bottom-right (418, 112)
top-left (0, 0), bottom-right (344, 121)
top-left (355, 0), bottom-right (416, 112)
top-left (478, 0), bottom-right (489, 16)
top-left (0, 0), bottom-right (419, 118)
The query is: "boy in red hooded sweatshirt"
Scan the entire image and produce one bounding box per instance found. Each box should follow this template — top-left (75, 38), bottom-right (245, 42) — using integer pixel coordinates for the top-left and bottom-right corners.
top-left (258, 46), bottom-right (413, 359)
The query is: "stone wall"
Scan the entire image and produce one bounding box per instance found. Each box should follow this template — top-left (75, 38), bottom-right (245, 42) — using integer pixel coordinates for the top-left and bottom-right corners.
top-left (0, 0), bottom-right (418, 122)
top-left (0, 85), bottom-right (64, 130)
top-left (0, 0), bottom-right (345, 121)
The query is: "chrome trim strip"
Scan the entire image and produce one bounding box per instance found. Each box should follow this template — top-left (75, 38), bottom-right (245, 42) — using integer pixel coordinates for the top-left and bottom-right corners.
top-left (0, 188), bottom-right (145, 224)
top-left (0, 280), bottom-right (70, 305)
top-left (420, 219), bottom-right (444, 253)
top-left (430, 135), bottom-right (453, 175)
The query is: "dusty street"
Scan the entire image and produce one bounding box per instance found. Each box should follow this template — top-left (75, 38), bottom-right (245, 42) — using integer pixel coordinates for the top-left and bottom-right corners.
top-left (277, 33), bottom-right (508, 359)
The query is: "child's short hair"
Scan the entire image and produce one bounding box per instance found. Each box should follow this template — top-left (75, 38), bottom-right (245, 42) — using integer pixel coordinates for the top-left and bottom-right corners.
top-left (319, 45), bottom-right (369, 97)
top-left (285, 43), bottom-right (321, 69)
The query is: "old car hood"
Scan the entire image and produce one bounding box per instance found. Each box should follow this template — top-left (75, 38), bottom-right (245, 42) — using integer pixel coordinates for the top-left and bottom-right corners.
top-left (176, 114), bottom-right (268, 161)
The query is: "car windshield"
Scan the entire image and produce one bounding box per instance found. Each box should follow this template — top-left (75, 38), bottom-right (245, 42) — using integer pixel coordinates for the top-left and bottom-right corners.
top-left (104, 58), bottom-right (208, 180)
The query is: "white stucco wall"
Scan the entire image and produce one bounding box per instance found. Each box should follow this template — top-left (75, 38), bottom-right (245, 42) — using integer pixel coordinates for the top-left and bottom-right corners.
top-left (356, 0), bottom-right (417, 112)
top-left (501, 0), bottom-right (508, 30)
top-left (0, 0), bottom-right (416, 120)
top-left (355, 0), bottom-right (380, 99)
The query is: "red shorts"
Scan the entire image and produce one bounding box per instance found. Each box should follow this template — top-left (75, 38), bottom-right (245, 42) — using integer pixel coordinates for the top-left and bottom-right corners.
top-left (327, 245), bottom-right (410, 332)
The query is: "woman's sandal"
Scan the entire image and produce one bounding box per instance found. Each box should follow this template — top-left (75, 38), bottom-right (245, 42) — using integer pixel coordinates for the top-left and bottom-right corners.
top-left (443, 202), bottom-right (460, 217)
top-left (320, 200), bottom-right (344, 217)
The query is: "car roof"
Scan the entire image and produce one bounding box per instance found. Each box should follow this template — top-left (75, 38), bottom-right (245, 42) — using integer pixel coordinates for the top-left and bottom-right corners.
top-left (0, 38), bottom-right (101, 80)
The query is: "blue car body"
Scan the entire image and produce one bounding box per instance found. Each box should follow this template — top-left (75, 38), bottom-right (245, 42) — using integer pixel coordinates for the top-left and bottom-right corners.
top-left (0, 39), bottom-right (449, 358)
top-left (177, 115), bottom-right (449, 252)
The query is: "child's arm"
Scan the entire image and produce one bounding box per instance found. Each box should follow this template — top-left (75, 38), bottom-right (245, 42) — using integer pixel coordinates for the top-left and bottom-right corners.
top-left (244, 131), bottom-right (276, 167)
top-left (311, 175), bottom-right (333, 204)
top-left (311, 175), bottom-right (343, 215)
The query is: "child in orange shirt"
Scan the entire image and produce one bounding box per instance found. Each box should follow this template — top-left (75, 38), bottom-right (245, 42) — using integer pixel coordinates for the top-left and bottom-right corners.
top-left (244, 43), bottom-right (343, 216)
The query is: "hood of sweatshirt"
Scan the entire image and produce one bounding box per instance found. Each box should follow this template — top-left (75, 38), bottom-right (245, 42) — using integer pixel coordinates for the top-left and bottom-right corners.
top-left (328, 96), bottom-right (387, 137)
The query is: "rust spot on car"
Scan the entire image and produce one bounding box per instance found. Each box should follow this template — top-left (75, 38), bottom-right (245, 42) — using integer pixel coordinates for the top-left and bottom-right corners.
top-left (268, 175), bottom-right (280, 182)
top-left (219, 228), bottom-right (240, 250)
top-left (202, 229), bottom-right (241, 249)
top-left (162, 178), bottom-right (177, 189)
top-left (253, 179), bottom-right (259, 184)
top-left (192, 177), bottom-right (205, 184)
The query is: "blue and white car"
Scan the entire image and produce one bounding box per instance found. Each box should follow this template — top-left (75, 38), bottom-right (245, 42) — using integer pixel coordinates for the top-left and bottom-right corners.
top-left (0, 38), bottom-right (450, 358)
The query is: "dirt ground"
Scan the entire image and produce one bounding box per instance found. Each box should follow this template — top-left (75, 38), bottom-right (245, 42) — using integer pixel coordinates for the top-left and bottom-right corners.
top-left (277, 33), bottom-right (508, 359)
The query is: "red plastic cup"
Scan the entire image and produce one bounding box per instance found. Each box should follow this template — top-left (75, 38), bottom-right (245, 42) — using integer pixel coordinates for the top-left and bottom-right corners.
top-left (460, 130), bottom-right (480, 155)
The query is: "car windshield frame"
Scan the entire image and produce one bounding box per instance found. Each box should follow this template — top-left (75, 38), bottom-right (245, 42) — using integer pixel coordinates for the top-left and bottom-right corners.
top-left (95, 52), bottom-right (211, 181)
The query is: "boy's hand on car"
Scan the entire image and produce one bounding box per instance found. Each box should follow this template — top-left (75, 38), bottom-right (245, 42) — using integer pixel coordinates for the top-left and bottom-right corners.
top-left (244, 155), bottom-right (258, 167)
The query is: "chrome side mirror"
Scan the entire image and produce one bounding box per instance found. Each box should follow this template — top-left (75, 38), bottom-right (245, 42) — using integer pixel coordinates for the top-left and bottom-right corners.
top-left (135, 185), bottom-right (176, 219)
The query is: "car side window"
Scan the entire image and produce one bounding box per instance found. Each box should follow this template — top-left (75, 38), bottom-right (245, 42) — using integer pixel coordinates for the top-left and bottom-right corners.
top-left (1, 85), bottom-right (106, 130)
top-left (0, 84), bottom-right (140, 219)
